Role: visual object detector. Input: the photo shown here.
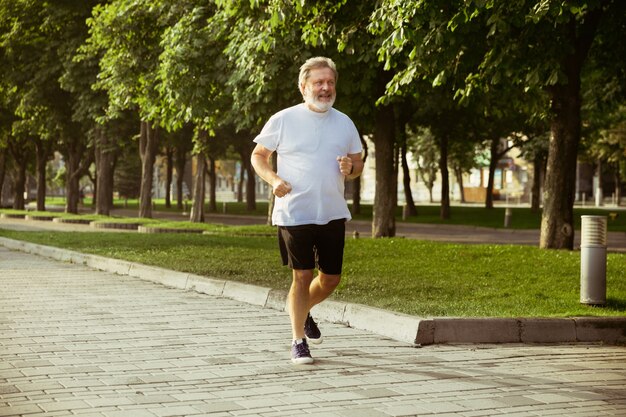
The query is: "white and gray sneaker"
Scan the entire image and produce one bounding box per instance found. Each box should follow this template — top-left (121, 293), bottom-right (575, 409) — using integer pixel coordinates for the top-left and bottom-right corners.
top-left (291, 339), bottom-right (314, 365)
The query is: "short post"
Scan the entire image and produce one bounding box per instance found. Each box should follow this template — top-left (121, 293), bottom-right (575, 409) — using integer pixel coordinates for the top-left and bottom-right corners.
top-left (504, 207), bottom-right (512, 228)
top-left (222, 202), bottom-right (227, 214)
top-left (580, 215), bottom-right (607, 306)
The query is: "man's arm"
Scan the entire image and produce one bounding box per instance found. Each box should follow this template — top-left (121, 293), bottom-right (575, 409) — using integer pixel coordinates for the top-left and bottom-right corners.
top-left (250, 144), bottom-right (292, 198)
top-left (337, 152), bottom-right (364, 180)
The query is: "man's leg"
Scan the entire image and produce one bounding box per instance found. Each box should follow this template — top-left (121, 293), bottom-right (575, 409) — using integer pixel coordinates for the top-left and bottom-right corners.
top-left (288, 268), bottom-right (314, 340)
top-left (307, 273), bottom-right (340, 311)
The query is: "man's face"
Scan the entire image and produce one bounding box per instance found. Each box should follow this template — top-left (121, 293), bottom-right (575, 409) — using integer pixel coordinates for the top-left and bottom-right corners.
top-left (301, 67), bottom-right (336, 113)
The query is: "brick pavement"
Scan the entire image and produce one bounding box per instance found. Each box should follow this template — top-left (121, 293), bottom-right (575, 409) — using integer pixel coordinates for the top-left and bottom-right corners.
top-left (2, 247), bottom-right (626, 416)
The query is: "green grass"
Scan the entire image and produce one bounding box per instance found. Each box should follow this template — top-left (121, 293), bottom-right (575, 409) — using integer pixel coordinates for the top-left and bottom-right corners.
top-left (40, 198), bottom-right (626, 231)
top-left (0, 227), bottom-right (624, 318)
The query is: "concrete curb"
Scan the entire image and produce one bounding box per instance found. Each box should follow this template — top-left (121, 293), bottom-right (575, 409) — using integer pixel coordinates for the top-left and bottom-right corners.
top-left (1, 236), bottom-right (625, 346)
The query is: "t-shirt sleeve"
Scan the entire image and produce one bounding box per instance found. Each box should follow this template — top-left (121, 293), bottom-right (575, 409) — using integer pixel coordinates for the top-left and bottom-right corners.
top-left (253, 114), bottom-right (281, 151)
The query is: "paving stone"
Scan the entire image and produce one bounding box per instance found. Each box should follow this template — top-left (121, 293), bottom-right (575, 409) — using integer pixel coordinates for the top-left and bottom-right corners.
top-left (1, 245), bottom-right (626, 417)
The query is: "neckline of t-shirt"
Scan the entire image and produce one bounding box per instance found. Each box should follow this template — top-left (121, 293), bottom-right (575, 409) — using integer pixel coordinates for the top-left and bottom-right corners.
top-left (300, 103), bottom-right (333, 119)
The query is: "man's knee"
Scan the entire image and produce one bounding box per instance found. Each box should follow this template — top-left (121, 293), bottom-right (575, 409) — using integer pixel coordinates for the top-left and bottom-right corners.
top-left (319, 273), bottom-right (341, 290)
top-left (293, 269), bottom-right (314, 284)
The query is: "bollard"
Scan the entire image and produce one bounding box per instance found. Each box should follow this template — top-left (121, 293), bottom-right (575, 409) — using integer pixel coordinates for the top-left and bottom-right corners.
top-left (580, 215), bottom-right (607, 306)
top-left (504, 208), bottom-right (512, 228)
top-left (223, 202), bottom-right (227, 214)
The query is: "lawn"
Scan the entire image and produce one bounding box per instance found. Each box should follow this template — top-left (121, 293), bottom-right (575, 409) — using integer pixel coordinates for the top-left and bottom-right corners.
top-left (38, 197), bottom-right (626, 231)
top-left (1, 223), bottom-right (624, 318)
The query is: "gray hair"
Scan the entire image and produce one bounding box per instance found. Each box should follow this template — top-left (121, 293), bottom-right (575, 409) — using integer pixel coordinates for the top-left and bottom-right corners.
top-left (298, 57), bottom-right (338, 91)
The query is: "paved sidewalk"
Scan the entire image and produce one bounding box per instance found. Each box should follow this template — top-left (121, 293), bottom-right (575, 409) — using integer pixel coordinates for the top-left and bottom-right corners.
top-left (1, 216), bottom-right (626, 346)
top-left (2, 247), bottom-right (626, 417)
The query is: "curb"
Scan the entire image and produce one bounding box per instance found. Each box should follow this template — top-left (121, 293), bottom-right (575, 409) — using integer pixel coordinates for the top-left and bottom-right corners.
top-left (1, 236), bottom-right (625, 346)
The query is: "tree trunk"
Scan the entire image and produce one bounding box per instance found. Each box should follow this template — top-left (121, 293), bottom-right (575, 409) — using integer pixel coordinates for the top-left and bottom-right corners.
top-left (351, 134), bottom-right (368, 216)
top-left (400, 130), bottom-right (417, 217)
top-left (12, 160), bottom-right (27, 210)
top-left (540, 10), bottom-right (601, 249)
top-left (455, 165), bottom-right (465, 203)
top-left (34, 140), bottom-right (50, 212)
top-left (174, 145), bottom-right (187, 209)
top-left (8, 141), bottom-right (29, 210)
top-left (485, 137), bottom-right (499, 209)
top-left (238, 143), bottom-right (256, 211)
top-left (438, 134), bottom-right (450, 219)
top-left (91, 166), bottom-right (97, 208)
top-left (372, 70), bottom-right (396, 237)
top-left (615, 164), bottom-right (622, 206)
top-left (190, 152), bottom-right (206, 223)
top-left (595, 159), bottom-right (603, 207)
top-left (138, 120), bottom-right (159, 218)
top-left (95, 128), bottom-right (116, 216)
top-left (165, 147), bottom-right (173, 208)
top-left (65, 151), bottom-right (81, 214)
top-left (207, 157), bottom-right (217, 213)
top-left (0, 150), bottom-right (6, 206)
top-left (245, 162), bottom-right (256, 211)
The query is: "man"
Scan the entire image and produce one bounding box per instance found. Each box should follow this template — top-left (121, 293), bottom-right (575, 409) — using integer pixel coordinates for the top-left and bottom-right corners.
top-left (251, 57), bottom-right (363, 364)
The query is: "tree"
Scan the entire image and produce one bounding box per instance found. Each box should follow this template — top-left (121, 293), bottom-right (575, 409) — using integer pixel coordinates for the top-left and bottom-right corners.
top-left (372, 0), bottom-right (626, 249)
top-left (84, 0), bottom-right (184, 218)
top-left (0, 0), bottom-right (109, 213)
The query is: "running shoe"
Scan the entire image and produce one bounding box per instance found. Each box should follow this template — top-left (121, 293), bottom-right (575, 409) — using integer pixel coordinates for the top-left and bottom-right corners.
top-left (291, 339), bottom-right (314, 364)
top-left (304, 313), bottom-right (323, 344)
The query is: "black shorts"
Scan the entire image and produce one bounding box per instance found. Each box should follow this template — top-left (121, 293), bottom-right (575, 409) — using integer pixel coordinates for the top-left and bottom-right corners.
top-left (278, 219), bottom-right (346, 275)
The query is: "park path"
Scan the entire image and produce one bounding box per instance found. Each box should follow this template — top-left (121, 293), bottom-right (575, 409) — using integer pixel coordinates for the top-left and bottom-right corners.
top-left (2, 246), bottom-right (626, 417)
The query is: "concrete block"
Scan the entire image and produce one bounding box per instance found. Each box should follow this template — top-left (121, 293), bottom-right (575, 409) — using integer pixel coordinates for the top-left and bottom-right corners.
top-left (222, 281), bottom-right (270, 307)
top-left (414, 319), bottom-right (435, 345)
top-left (40, 246), bottom-right (76, 263)
top-left (520, 318), bottom-right (576, 343)
top-left (265, 289), bottom-right (288, 311)
top-left (310, 300), bottom-right (347, 324)
top-left (84, 255), bottom-right (133, 276)
top-left (574, 317), bottom-right (626, 343)
top-left (186, 274), bottom-right (226, 296)
top-left (128, 263), bottom-right (189, 289)
top-left (0, 237), bottom-right (25, 251)
top-left (343, 303), bottom-right (423, 344)
top-left (433, 318), bottom-right (520, 343)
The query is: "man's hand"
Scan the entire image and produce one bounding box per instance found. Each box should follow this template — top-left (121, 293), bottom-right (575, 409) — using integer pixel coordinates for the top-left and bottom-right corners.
top-left (272, 178), bottom-right (292, 198)
top-left (336, 156), bottom-right (353, 176)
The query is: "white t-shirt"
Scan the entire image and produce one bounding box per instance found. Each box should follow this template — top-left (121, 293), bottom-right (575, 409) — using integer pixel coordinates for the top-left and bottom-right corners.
top-left (254, 103), bottom-right (363, 226)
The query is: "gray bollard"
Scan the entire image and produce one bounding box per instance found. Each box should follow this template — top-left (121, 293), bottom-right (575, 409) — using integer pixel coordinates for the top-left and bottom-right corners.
top-left (580, 215), bottom-right (607, 306)
top-left (504, 208), bottom-right (512, 228)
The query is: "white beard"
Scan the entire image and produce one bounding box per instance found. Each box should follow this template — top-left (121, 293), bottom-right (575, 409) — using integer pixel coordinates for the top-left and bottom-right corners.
top-left (304, 88), bottom-right (335, 112)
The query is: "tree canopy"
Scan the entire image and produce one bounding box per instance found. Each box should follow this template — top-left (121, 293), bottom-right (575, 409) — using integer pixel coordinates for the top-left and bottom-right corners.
top-left (0, 0), bottom-right (624, 248)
